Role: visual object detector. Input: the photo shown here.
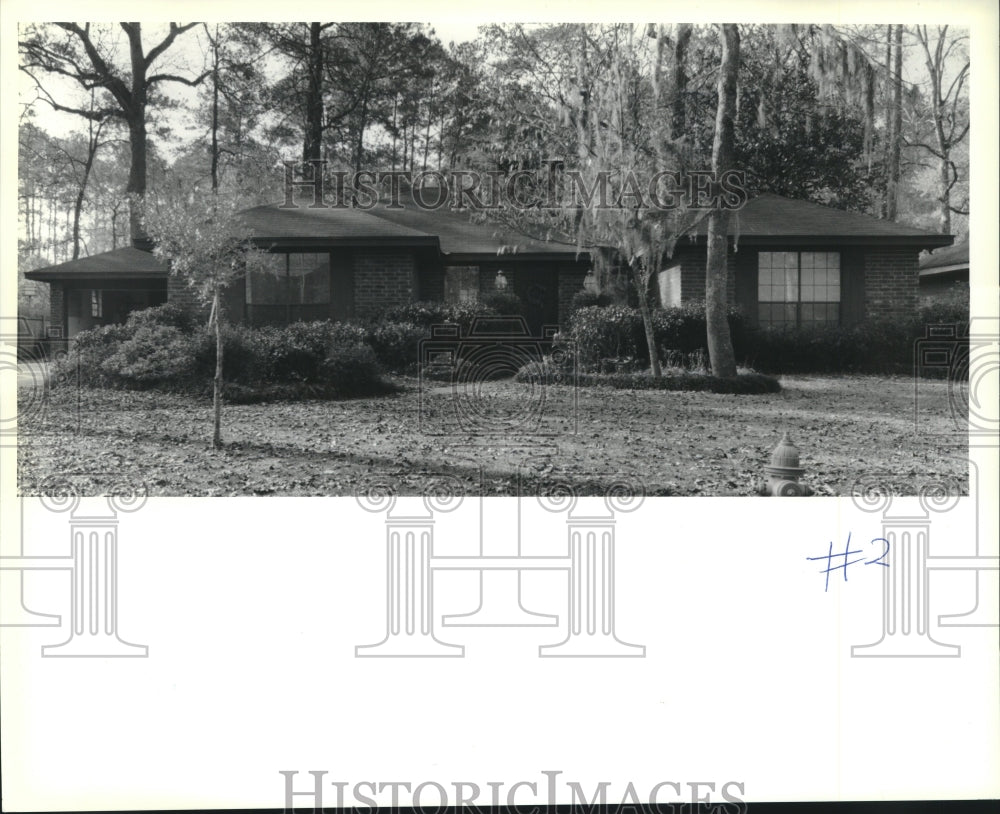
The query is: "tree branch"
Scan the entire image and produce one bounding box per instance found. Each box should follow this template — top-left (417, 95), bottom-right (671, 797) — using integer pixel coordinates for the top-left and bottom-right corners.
top-left (147, 70), bottom-right (212, 87)
top-left (144, 22), bottom-right (200, 69)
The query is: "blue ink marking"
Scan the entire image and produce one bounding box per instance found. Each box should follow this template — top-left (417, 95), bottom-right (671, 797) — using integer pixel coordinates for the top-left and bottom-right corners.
top-left (865, 537), bottom-right (890, 567)
top-left (807, 532), bottom-right (865, 592)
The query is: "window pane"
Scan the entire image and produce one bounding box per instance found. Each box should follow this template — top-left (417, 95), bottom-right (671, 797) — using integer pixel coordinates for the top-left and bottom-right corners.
top-left (245, 254), bottom-right (286, 304)
top-left (288, 253), bottom-right (330, 305)
top-left (782, 267), bottom-right (798, 300)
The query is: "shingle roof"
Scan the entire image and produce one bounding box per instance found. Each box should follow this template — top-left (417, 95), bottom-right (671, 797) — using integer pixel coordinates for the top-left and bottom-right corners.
top-left (695, 193), bottom-right (953, 246)
top-left (238, 203), bottom-right (435, 244)
top-left (919, 239), bottom-right (969, 271)
top-left (240, 199), bottom-right (580, 257)
top-left (24, 247), bottom-right (169, 281)
top-left (363, 201), bottom-right (580, 257)
top-left (23, 194), bottom-right (953, 284)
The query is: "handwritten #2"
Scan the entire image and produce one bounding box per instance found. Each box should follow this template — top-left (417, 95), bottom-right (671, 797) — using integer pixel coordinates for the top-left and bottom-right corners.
top-left (807, 532), bottom-right (889, 592)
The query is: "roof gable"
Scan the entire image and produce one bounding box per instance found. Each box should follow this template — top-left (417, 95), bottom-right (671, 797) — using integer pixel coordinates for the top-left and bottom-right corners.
top-left (24, 247), bottom-right (169, 281)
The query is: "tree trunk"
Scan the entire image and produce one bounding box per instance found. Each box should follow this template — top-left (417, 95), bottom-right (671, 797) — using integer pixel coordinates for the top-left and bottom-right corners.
top-left (210, 26), bottom-right (220, 192)
top-left (633, 263), bottom-right (662, 378)
top-left (938, 158), bottom-right (952, 234)
top-left (885, 25), bottom-right (903, 221)
top-left (304, 22), bottom-right (324, 165)
top-left (354, 91), bottom-right (369, 173)
top-left (213, 286), bottom-right (224, 448)
top-left (671, 24), bottom-right (693, 139)
top-left (705, 24), bottom-right (739, 379)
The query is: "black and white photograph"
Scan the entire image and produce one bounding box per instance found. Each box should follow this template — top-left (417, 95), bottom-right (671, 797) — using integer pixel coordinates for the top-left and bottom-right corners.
top-left (7, 10), bottom-right (988, 498)
top-left (1, 1), bottom-right (997, 812)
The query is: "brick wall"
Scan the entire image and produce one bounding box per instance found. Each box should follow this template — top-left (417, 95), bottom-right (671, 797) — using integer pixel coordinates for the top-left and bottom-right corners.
top-left (674, 244), bottom-right (736, 305)
top-left (353, 251), bottom-right (416, 316)
top-left (167, 273), bottom-right (209, 317)
top-left (864, 248), bottom-right (919, 321)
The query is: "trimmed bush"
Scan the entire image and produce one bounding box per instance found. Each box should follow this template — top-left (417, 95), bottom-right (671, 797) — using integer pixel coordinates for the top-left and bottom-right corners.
top-left (364, 321), bottom-right (428, 372)
top-left (515, 359), bottom-right (780, 394)
top-left (124, 301), bottom-right (197, 332)
top-left (100, 324), bottom-right (196, 385)
top-left (479, 290), bottom-right (526, 317)
top-left (564, 301), bottom-right (971, 376)
top-left (569, 290), bottom-right (615, 312)
top-left (61, 306), bottom-right (396, 400)
top-left (565, 302), bottom-right (744, 369)
top-left (376, 301), bottom-right (494, 335)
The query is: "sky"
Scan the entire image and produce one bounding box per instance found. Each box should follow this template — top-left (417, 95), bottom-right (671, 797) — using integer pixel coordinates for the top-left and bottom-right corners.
top-left (19, 22), bottom-right (486, 148)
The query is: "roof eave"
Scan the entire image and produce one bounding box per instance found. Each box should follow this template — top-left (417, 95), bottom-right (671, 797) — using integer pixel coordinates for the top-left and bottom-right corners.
top-left (247, 236), bottom-right (440, 249)
top-left (919, 263), bottom-right (969, 277)
top-left (24, 270), bottom-right (168, 282)
top-left (686, 234), bottom-right (954, 248)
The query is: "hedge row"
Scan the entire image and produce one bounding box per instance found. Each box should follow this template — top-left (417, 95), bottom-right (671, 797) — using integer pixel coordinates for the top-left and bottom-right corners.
top-left (60, 294), bottom-right (535, 399)
top-left (560, 300), bottom-right (970, 375)
top-left (515, 360), bottom-right (781, 394)
top-left (62, 304), bottom-right (393, 401)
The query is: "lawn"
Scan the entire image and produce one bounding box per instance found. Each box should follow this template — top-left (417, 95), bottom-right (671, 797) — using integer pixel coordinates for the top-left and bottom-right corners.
top-left (17, 374), bottom-right (969, 497)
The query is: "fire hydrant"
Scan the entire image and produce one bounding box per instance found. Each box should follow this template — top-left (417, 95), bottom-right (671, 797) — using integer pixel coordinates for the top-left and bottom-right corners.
top-left (765, 432), bottom-right (806, 496)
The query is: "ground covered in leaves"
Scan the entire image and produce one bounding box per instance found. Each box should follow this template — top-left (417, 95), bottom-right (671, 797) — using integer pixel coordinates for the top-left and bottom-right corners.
top-left (17, 375), bottom-right (969, 497)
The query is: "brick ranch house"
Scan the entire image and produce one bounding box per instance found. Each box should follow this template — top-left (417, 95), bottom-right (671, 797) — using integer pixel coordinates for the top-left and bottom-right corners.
top-left (27, 193), bottom-right (953, 340)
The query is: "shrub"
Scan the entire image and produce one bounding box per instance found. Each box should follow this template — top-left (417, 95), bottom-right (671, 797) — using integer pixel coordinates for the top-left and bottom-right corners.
top-left (190, 323), bottom-right (268, 384)
top-left (365, 321), bottom-right (427, 372)
top-left (376, 301), bottom-right (494, 334)
top-left (479, 290), bottom-right (525, 317)
top-left (734, 318), bottom-right (930, 375)
top-left (565, 303), bottom-right (744, 370)
top-left (100, 324), bottom-right (196, 385)
top-left (320, 343), bottom-right (391, 397)
top-left (515, 359), bottom-right (780, 394)
top-left (265, 321), bottom-right (338, 381)
top-left (64, 323), bottom-right (134, 386)
top-left (567, 305), bottom-right (646, 366)
top-left (124, 301), bottom-right (197, 332)
top-left (569, 290), bottom-right (615, 312)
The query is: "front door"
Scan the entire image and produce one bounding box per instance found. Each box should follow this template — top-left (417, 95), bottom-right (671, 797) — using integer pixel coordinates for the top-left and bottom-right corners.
top-left (513, 264), bottom-right (559, 337)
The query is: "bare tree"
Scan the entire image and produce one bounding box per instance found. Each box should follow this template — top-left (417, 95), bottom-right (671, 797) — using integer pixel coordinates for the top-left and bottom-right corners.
top-left (911, 25), bottom-right (969, 234)
top-left (20, 22), bottom-right (209, 244)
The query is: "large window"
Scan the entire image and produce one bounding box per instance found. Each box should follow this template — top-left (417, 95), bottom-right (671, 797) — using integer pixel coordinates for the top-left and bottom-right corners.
top-left (245, 253), bottom-right (330, 324)
top-left (444, 266), bottom-right (480, 304)
top-left (758, 251), bottom-right (840, 326)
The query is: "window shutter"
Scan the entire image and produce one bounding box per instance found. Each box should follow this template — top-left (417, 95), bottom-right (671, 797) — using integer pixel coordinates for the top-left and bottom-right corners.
top-left (735, 249), bottom-right (758, 326)
top-left (841, 249), bottom-right (865, 326)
